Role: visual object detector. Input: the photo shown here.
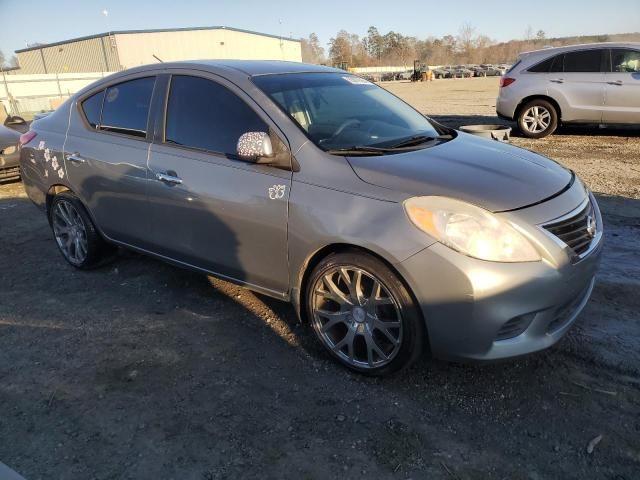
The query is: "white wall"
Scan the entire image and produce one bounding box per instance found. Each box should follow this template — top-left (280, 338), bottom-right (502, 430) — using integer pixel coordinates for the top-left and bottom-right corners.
top-left (115, 29), bottom-right (302, 68)
top-left (0, 72), bottom-right (106, 115)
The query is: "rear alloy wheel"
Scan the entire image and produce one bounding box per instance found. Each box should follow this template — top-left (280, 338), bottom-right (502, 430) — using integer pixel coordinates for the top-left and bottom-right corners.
top-left (49, 192), bottom-right (113, 269)
top-left (517, 99), bottom-right (559, 138)
top-left (306, 252), bottom-right (424, 375)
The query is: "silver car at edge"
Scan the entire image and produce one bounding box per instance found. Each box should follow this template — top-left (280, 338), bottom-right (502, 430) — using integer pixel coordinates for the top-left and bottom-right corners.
top-left (19, 61), bottom-right (603, 375)
top-left (497, 42), bottom-right (640, 138)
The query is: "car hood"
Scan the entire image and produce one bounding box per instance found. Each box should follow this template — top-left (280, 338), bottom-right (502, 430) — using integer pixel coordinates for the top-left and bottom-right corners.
top-left (346, 132), bottom-right (573, 212)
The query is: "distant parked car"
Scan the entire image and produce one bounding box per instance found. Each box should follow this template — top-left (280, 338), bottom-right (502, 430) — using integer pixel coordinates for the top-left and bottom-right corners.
top-left (497, 42), bottom-right (640, 138)
top-left (475, 65), bottom-right (504, 77)
top-left (432, 67), bottom-right (452, 79)
top-left (0, 125), bottom-right (20, 180)
top-left (397, 69), bottom-right (414, 81)
top-left (453, 66), bottom-right (473, 78)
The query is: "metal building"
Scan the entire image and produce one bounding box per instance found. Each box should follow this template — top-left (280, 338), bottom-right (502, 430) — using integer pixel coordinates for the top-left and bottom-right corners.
top-left (15, 26), bottom-right (302, 74)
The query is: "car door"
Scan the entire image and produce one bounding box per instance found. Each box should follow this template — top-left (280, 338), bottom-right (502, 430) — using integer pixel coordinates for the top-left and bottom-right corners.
top-left (547, 49), bottom-right (606, 122)
top-left (145, 72), bottom-right (292, 296)
top-left (64, 75), bottom-right (156, 245)
top-left (603, 48), bottom-right (640, 123)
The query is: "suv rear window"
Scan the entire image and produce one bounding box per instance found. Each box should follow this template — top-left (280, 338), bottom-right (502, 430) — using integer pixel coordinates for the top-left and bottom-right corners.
top-left (528, 54), bottom-right (563, 73)
top-left (505, 60), bottom-right (521, 74)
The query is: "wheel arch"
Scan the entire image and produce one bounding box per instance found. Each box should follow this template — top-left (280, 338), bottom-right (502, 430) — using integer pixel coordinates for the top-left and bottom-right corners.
top-left (45, 185), bottom-right (104, 240)
top-left (515, 95), bottom-right (562, 121)
top-left (45, 184), bottom-right (72, 217)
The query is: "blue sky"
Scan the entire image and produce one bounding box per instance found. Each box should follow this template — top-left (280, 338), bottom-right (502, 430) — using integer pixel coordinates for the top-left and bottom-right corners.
top-left (1, 0), bottom-right (639, 58)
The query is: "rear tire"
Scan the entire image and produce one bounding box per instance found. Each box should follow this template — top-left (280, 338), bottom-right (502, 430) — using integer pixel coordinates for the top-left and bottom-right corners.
top-left (517, 99), bottom-right (559, 138)
top-left (305, 251), bottom-right (425, 376)
top-left (49, 192), bottom-right (114, 269)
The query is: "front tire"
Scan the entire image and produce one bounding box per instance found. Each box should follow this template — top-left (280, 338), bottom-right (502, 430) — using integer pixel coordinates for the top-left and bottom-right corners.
top-left (305, 251), bottom-right (424, 375)
top-left (517, 99), bottom-right (559, 138)
top-left (49, 192), bottom-right (114, 269)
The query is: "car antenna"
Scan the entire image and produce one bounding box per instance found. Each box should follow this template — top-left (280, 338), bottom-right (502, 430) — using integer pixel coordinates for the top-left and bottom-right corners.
top-left (152, 54), bottom-right (163, 63)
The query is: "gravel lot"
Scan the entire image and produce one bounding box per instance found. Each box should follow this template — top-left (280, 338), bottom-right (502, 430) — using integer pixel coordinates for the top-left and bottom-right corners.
top-left (1, 77), bottom-right (639, 480)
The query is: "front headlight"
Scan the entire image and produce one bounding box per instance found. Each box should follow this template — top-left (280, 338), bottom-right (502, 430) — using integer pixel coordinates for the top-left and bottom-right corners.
top-left (1, 145), bottom-right (16, 155)
top-left (404, 196), bottom-right (540, 262)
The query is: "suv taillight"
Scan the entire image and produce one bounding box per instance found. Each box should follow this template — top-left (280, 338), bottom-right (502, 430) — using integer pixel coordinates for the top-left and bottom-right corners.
top-left (500, 77), bottom-right (516, 88)
top-left (19, 130), bottom-right (37, 147)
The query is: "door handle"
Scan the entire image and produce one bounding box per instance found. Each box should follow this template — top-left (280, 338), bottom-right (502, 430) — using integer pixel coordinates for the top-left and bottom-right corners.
top-left (156, 172), bottom-right (183, 185)
top-left (66, 153), bottom-right (86, 164)
top-left (607, 81), bottom-right (623, 86)
top-left (549, 78), bottom-right (564, 84)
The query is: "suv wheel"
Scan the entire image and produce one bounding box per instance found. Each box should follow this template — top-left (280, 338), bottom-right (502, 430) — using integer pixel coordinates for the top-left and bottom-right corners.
top-left (49, 192), bottom-right (114, 269)
top-left (517, 99), bottom-right (558, 138)
top-left (305, 251), bottom-right (424, 375)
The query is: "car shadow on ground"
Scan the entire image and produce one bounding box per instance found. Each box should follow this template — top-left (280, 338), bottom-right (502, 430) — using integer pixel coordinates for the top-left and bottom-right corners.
top-left (1, 190), bottom-right (639, 479)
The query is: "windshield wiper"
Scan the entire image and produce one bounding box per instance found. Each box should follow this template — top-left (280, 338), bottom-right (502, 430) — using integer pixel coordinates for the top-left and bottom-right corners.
top-left (326, 146), bottom-right (391, 156)
top-left (386, 134), bottom-right (452, 149)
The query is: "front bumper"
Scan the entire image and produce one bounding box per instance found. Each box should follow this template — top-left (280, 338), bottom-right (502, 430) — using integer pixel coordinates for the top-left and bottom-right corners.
top-left (397, 189), bottom-right (603, 362)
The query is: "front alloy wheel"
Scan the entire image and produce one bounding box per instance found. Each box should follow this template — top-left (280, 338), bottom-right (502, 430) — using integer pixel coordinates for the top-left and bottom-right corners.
top-left (306, 252), bottom-right (424, 375)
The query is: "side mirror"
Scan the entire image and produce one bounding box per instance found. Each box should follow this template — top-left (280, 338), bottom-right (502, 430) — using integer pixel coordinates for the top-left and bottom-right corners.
top-left (236, 132), bottom-right (274, 162)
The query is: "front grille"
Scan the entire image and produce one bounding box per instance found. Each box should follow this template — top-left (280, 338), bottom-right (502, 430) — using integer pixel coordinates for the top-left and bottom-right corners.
top-left (0, 166), bottom-right (20, 179)
top-left (543, 201), bottom-right (596, 257)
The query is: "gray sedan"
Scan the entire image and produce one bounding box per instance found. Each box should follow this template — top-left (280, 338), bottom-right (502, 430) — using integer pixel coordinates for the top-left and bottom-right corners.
top-left (19, 61), bottom-right (602, 375)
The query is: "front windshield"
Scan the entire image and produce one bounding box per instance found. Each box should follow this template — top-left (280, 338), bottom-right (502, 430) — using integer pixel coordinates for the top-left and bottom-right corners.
top-left (252, 72), bottom-right (443, 151)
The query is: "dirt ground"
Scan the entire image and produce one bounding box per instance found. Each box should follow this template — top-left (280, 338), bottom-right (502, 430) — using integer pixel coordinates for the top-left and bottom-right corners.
top-left (1, 78), bottom-right (639, 480)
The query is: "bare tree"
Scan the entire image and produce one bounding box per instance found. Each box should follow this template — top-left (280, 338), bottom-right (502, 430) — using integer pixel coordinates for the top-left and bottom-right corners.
top-left (329, 30), bottom-right (355, 66)
top-left (458, 23), bottom-right (476, 62)
top-left (301, 33), bottom-right (325, 64)
top-left (524, 25), bottom-right (534, 41)
top-left (364, 26), bottom-right (384, 64)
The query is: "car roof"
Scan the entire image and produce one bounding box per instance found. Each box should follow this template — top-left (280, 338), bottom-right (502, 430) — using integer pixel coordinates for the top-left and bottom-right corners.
top-left (520, 42), bottom-right (640, 59)
top-left (121, 60), bottom-right (341, 77)
top-left (72, 60), bottom-right (345, 98)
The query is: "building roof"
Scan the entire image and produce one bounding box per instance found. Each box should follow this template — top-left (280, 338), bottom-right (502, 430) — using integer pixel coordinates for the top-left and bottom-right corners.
top-left (15, 26), bottom-right (301, 54)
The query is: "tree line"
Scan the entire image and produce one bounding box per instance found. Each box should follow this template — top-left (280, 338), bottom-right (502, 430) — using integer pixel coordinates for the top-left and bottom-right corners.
top-left (0, 50), bottom-right (19, 70)
top-left (301, 27), bottom-right (640, 67)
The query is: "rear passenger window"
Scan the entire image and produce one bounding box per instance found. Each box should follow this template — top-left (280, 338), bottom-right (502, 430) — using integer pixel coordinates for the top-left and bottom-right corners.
top-left (81, 90), bottom-right (104, 128)
top-left (165, 75), bottom-right (268, 156)
top-left (563, 50), bottom-right (603, 73)
top-left (528, 54), bottom-right (563, 73)
top-left (100, 77), bottom-right (155, 138)
top-left (611, 49), bottom-right (640, 73)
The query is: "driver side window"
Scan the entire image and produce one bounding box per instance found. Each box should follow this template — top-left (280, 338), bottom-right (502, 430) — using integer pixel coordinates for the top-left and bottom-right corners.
top-left (165, 75), bottom-right (268, 157)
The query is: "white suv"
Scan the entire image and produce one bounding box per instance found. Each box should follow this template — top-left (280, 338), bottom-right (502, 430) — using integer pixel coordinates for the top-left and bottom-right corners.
top-left (497, 42), bottom-right (640, 138)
